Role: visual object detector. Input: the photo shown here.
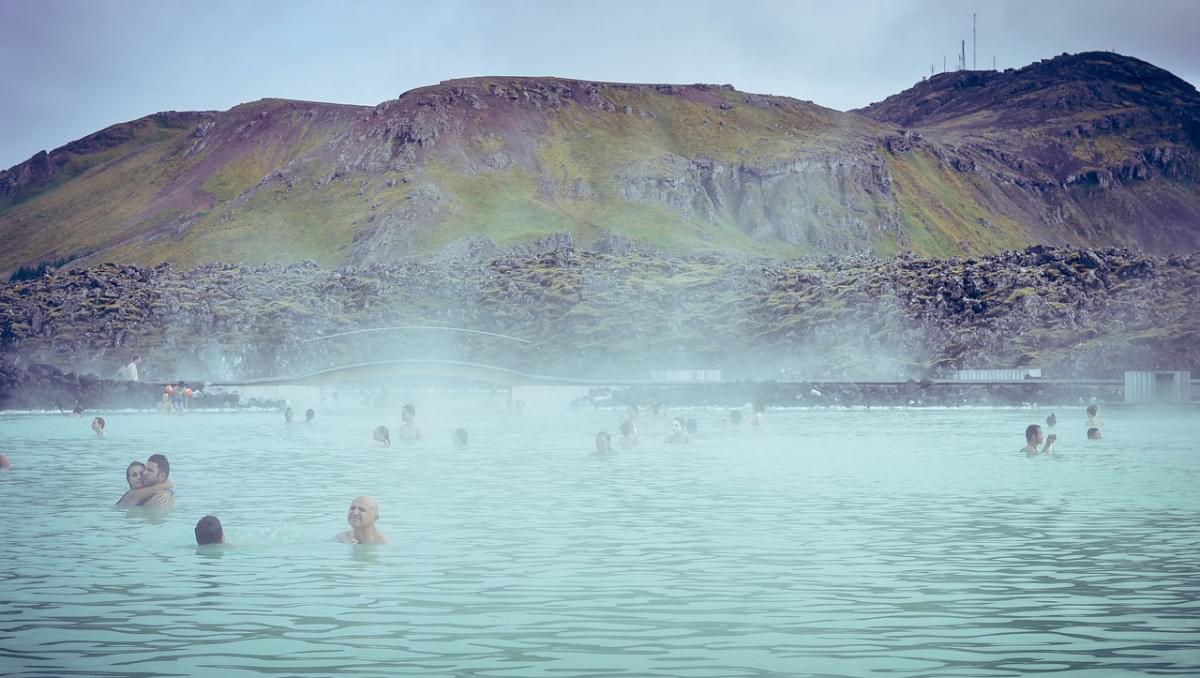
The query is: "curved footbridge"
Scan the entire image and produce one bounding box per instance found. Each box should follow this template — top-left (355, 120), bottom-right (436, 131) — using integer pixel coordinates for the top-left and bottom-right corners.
top-left (212, 359), bottom-right (620, 389)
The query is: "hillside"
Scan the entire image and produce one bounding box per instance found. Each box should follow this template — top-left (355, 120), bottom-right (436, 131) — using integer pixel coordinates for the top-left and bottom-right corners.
top-left (1, 52), bottom-right (1199, 275)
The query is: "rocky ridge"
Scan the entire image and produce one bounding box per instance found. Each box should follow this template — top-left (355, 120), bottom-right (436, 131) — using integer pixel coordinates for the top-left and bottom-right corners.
top-left (1, 247), bottom-right (1195, 395)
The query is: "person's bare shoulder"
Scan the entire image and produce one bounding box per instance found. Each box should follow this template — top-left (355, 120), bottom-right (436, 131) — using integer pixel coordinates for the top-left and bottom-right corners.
top-left (336, 530), bottom-right (356, 543)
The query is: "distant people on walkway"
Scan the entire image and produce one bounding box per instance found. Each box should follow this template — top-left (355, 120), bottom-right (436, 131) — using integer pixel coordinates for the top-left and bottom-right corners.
top-left (373, 425), bottom-right (391, 447)
top-left (305, 408), bottom-right (315, 424)
top-left (619, 421), bottom-right (639, 449)
top-left (398, 404), bottom-right (422, 441)
top-left (116, 355), bottom-right (141, 382)
top-left (284, 407), bottom-right (295, 424)
top-left (1087, 427), bottom-right (1102, 440)
top-left (452, 428), bottom-right (469, 448)
top-left (91, 417), bottom-right (106, 437)
top-left (0, 452), bottom-right (11, 470)
top-left (336, 496), bottom-right (387, 544)
top-left (1086, 405), bottom-right (1103, 429)
top-left (1045, 413), bottom-right (1057, 428)
top-left (592, 431), bottom-right (613, 458)
top-left (194, 516), bottom-right (225, 546)
top-left (1022, 424), bottom-right (1056, 456)
top-left (116, 458), bottom-right (173, 507)
top-left (666, 417), bottom-right (690, 445)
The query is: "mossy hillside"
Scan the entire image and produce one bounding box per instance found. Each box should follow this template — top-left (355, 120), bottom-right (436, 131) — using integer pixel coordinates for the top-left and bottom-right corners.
top-left (886, 149), bottom-right (1032, 255)
top-left (0, 114), bottom-right (198, 214)
top-left (0, 140), bottom-right (186, 269)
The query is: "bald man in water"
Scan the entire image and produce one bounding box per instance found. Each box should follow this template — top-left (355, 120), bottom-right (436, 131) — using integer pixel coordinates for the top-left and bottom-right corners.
top-left (336, 496), bottom-right (388, 544)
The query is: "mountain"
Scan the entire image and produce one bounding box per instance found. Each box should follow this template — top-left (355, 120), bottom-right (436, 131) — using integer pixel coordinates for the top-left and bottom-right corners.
top-left (1, 52), bottom-right (1198, 276)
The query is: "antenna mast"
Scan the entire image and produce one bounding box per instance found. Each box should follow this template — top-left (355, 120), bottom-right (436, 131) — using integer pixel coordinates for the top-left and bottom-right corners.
top-left (973, 12), bottom-right (977, 70)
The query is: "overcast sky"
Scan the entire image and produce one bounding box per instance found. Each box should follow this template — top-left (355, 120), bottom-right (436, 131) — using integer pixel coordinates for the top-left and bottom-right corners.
top-left (3, 0), bottom-right (1198, 169)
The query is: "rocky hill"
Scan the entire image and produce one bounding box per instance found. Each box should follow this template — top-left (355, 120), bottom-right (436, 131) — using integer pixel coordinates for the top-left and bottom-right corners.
top-left (2, 52), bottom-right (1198, 276)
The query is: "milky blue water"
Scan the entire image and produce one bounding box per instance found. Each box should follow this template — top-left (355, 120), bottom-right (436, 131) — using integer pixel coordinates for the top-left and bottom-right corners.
top-left (1, 400), bottom-right (1198, 677)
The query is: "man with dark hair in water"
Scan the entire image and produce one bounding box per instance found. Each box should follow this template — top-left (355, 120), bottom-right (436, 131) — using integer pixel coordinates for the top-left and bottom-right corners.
top-left (140, 454), bottom-right (175, 507)
top-left (91, 417), bottom-right (106, 437)
top-left (194, 516), bottom-right (225, 545)
top-left (1087, 427), bottom-right (1102, 440)
top-left (305, 408), bottom-right (315, 424)
top-left (1022, 424), bottom-right (1055, 455)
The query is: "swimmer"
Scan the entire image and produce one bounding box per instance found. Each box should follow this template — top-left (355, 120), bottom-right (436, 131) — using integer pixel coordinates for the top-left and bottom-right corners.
top-left (728, 409), bottom-right (742, 425)
top-left (284, 407), bottom-right (294, 424)
top-left (623, 404), bottom-right (640, 432)
top-left (0, 452), bottom-right (11, 470)
top-left (452, 428), bottom-right (469, 448)
top-left (1086, 405), bottom-right (1103, 429)
top-left (194, 515), bottom-right (225, 546)
top-left (116, 460), bottom-right (173, 507)
top-left (1022, 424), bottom-right (1056, 456)
top-left (666, 417), bottom-right (690, 444)
top-left (591, 431), bottom-right (613, 457)
top-left (619, 420), bottom-right (639, 449)
top-left (397, 404), bottom-right (422, 440)
top-left (140, 454), bottom-right (175, 507)
top-left (751, 399), bottom-right (766, 428)
top-left (305, 408), bottom-right (315, 424)
top-left (1087, 427), bottom-right (1102, 440)
top-left (373, 425), bottom-right (391, 447)
top-left (69, 406), bottom-right (83, 417)
top-left (336, 496), bottom-right (388, 544)
top-left (1045, 413), bottom-right (1057, 428)
top-left (91, 416), bottom-right (106, 437)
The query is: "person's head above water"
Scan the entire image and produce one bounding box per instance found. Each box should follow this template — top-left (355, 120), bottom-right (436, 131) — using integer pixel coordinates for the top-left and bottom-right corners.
top-left (336, 495), bottom-right (388, 544)
top-left (452, 428), bottom-right (469, 448)
top-left (1025, 424), bottom-right (1043, 444)
top-left (1046, 413), bottom-right (1057, 426)
top-left (619, 421), bottom-right (635, 437)
top-left (144, 453), bottom-right (170, 483)
top-left (125, 461), bottom-right (146, 489)
top-left (194, 515), bottom-right (224, 545)
top-left (1, 452), bottom-right (13, 470)
top-left (1087, 404), bottom-right (1098, 417)
top-left (305, 408), bottom-right (315, 423)
top-left (373, 425), bottom-right (391, 446)
top-left (91, 417), bottom-right (105, 436)
top-left (595, 431), bottom-right (612, 453)
top-left (402, 404), bottom-right (416, 423)
top-left (1087, 427), bottom-right (1102, 440)
top-left (284, 407), bottom-right (294, 423)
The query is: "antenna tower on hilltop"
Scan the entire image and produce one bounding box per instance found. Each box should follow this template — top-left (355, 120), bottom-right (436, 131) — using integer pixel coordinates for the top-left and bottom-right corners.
top-left (973, 12), bottom-right (977, 70)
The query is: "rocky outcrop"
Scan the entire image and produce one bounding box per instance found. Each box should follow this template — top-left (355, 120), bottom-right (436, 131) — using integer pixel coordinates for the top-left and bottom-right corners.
top-left (1, 247), bottom-right (1195, 389)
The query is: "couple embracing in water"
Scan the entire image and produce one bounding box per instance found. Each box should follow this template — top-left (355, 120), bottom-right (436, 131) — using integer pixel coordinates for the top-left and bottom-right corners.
top-left (116, 454), bottom-right (175, 507)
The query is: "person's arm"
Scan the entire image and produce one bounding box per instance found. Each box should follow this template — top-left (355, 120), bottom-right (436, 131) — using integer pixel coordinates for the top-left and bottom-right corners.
top-left (116, 480), bottom-right (173, 506)
top-left (1042, 434), bottom-right (1057, 455)
top-left (142, 491), bottom-right (174, 507)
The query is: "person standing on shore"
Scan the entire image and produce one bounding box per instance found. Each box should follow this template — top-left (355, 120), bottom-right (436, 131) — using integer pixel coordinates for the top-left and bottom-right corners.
top-left (116, 355), bottom-right (141, 382)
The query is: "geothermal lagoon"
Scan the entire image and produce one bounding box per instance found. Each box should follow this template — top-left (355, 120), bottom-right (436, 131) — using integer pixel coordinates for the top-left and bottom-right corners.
top-left (2, 400), bottom-right (1197, 676)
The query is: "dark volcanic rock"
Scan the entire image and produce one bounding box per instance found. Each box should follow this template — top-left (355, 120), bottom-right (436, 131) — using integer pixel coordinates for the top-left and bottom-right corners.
top-left (0, 247), bottom-right (1196, 394)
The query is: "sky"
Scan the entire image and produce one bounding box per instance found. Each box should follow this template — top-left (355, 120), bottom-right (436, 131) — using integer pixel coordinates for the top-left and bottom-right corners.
top-left (2, 0), bottom-right (1199, 169)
